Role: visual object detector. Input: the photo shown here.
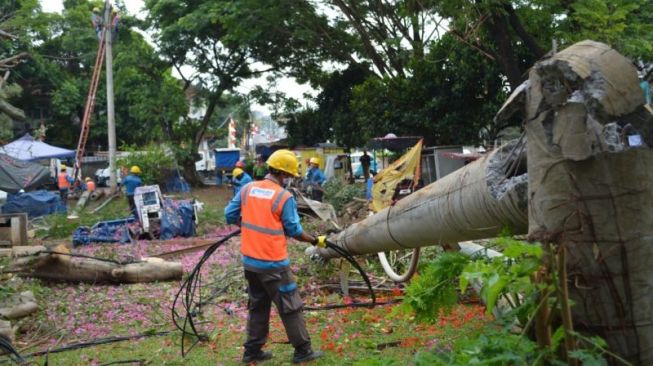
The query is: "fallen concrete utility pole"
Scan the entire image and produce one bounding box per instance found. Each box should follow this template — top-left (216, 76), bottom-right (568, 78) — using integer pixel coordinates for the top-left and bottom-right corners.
top-left (7, 245), bottom-right (182, 284)
top-left (516, 40), bottom-right (653, 365)
top-left (312, 139), bottom-right (529, 259)
top-left (67, 190), bottom-right (91, 219)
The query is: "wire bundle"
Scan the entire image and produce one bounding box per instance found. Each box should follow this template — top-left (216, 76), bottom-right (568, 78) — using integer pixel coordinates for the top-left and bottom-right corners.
top-left (0, 334), bottom-right (26, 365)
top-left (171, 229), bottom-right (240, 356)
top-left (321, 240), bottom-right (376, 307)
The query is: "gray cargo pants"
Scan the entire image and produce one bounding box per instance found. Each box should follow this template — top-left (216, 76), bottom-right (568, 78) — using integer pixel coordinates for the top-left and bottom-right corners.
top-left (243, 268), bottom-right (311, 353)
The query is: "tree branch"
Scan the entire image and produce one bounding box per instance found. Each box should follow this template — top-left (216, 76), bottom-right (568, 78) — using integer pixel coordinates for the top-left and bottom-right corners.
top-left (503, 3), bottom-right (545, 58)
top-left (0, 29), bottom-right (17, 40)
top-left (0, 52), bottom-right (29, 70)
top-left (332, 0), bottom-right (391, 77)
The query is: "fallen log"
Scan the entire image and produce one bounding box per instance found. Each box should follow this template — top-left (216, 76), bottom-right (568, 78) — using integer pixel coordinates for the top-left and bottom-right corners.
top-left (7, 245), bottom-right (182, 284)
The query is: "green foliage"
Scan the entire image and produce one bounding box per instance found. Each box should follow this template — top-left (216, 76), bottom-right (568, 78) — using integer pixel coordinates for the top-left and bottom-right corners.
top-left (459, 237), bottom-right (542, 316)
top-left (414, 327), bottom-right (540, 365)
top-left (401, 252), bottom-right (470, 323)
top-left (37, 196), bottom-right (129, 239)
top-left (116, 144), bottom-right (176, 186)
top-left (322, 179), bottom-right (366, 214)
top-left (563, 0), bottom-right (653, 60)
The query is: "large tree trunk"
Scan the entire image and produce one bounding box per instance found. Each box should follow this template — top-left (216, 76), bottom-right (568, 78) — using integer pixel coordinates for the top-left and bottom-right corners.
top-left (9, 245), bottom-right (183, 284)
top-left (180, 155), bottom-right (204, 187)
top-left (486, 12), bottom-right (523, 90)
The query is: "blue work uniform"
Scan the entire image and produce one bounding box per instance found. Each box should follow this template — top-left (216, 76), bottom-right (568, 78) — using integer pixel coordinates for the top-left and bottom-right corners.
top-left (122, 174), bottom-right (142, 216)
top-left (224, 180), bottom-right (303, 271)
top-left (232, 172), bottom-right (253, 196)
top-left (305, 167), bottom-right (326, 187)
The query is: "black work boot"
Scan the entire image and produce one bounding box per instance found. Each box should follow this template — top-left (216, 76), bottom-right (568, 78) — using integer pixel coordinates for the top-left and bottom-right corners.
top-left (242, 349), bottom-right (273, 364)
top-left (292, 348), bottom-right (324, 364)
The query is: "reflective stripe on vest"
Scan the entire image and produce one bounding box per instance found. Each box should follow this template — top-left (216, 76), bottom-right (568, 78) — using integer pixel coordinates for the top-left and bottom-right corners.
top-left (58, 173), bottom-right (69, 189)
top-left (240, 180), bottom-right (292, 261)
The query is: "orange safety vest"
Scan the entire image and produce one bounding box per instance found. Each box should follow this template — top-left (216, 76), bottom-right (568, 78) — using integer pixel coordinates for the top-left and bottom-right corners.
top-left (240, 179), bottom-right (292, 261)
top-left (86, 181), bottom-right (96, 192)
top-left (58, 172), bottom-right (70, 189)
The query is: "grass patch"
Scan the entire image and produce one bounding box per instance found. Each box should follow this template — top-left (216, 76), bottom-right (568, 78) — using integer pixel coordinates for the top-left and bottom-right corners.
top-left (36, 196), bottom-right (130, 239)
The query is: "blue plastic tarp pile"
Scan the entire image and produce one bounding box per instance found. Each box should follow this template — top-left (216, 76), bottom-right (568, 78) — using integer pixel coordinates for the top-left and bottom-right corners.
top-left (160, 199), bottom-right (195, 240)
top-left (2, 190), bottom-right (66, 217)
top-left (73, 217), bottom-right (135, 246)
top-left (72, 199), bottom-right (195, 246)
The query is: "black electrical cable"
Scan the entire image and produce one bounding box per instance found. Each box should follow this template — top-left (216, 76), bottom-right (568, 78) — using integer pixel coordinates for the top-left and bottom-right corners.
top-left (24, 331), bottom-right (171, 358)
top-left (172, 232), bottom-right (379, 357)
top-left (320, 240), bottom-right (376, 308)
top-left (171, 229), bottom-right (241, 357)
top-left (0, 334), bottom-right (26, 365)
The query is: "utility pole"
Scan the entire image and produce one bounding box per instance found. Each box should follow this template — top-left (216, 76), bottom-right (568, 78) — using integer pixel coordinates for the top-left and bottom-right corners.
top-left (104, 0), bottom-right (117, 193)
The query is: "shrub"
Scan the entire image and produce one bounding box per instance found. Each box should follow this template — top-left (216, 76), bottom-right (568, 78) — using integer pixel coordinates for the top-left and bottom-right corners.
top-left (401, 252), bottom-right (470, 323)
top-left (117, 144), bottom-right (177, 186)
top-left (323, 178), bottom-right (366, 214)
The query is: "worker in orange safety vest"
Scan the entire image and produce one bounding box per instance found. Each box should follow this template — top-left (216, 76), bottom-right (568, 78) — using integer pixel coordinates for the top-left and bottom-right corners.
top-left (84, 177), bottom-right (96, 192)
top-left (57, 165), bottom-right (74, 201)
top-left (224, 149), bottom-right (326, 364)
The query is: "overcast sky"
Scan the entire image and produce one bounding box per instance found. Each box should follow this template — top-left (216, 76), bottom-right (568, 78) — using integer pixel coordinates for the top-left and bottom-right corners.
top-left (38, 0), bottom-right (315, 115)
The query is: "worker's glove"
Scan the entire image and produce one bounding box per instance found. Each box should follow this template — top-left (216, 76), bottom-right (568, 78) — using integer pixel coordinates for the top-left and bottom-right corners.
top-left (313, 235), bottom-right (327, 248)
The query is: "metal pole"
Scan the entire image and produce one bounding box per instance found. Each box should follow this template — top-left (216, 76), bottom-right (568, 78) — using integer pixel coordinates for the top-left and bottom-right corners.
top-left (104, 1), bottom-right (117, 193)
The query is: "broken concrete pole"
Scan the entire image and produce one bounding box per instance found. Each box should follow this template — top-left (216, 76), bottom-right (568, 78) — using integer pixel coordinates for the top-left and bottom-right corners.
top-left (9, 245), bottom-right (183, 284)
top-left (67, 190), bottom-right (91, 219)
top-left (524, 40), bottom-right (652, 364)
top-left (312, 140), bottom-right (528, 259)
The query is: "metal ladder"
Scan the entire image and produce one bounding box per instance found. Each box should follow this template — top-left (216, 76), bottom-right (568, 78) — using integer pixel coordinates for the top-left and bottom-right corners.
top-left (72, 29), bottom-right (107, 183)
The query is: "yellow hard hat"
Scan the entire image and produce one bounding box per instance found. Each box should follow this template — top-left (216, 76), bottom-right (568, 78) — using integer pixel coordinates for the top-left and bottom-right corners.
top-left (130, 165), bottom-right (142, 174)
top-left (266, 149), bottom-right (299, 177)
top-left (60, 165), bottom-right (67, 171)
top-left (232, 168), bottom-right (244, 178)
top-left (85, 177), bottom-right (92, 182)
top-left (309, 157), bottom-right (320, 165)
top-left (93, 7), bottom-right (100, 12)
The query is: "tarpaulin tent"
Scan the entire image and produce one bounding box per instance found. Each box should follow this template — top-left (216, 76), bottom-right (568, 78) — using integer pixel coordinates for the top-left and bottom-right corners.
top-left (367, 134), bottom-right (422, 151)
top-left (0, 134), bottom-right (75, 161)
top-left (0, 154), bottom-right (50, 192)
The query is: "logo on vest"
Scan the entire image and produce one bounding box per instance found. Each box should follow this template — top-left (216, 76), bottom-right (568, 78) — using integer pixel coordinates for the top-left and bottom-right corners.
top-left (249, 187), bottom-right (275, 199)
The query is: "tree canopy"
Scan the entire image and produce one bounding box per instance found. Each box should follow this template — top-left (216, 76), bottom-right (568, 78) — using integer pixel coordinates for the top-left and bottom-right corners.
top-left (2, 0), bottom-right (651, 182)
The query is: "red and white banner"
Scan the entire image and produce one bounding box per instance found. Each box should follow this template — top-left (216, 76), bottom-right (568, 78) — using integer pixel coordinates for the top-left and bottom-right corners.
top-left (228, 118), bottom-right (237, 148)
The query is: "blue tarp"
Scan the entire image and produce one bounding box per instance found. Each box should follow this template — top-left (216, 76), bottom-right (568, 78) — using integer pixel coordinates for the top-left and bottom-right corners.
top-left (160, 199), bottom-right (195, 240)
top-left (72, 217), bottom-right (135, 246)
top-left (72, 199), bottom-right (195, 246)
top-left (2, 190), bottom-right (66, 217)
top-left (0, 134), bottom-right (75, 161)
top-left (215, 149), bottom-right (240, 169)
